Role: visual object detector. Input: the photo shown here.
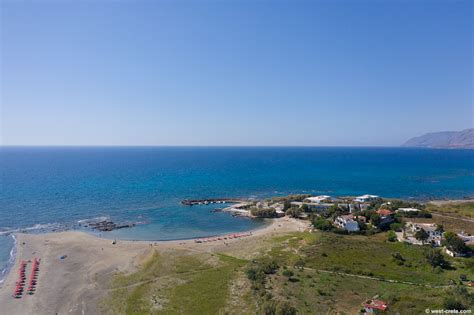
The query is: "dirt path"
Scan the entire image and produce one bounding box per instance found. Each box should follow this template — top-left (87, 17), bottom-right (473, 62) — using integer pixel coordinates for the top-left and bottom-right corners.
top-left (302, 267), bottom-right (451, 289)
top-left (431, 212), bottom-right (474, 223)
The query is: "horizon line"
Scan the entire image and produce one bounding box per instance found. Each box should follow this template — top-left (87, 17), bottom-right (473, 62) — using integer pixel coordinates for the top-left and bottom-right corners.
top-left (0, 144), bottom-right (432, 149)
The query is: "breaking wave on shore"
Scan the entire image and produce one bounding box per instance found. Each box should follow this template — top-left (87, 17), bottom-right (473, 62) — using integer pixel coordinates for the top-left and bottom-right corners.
top-left (0, 234), bottom-right (17, 286)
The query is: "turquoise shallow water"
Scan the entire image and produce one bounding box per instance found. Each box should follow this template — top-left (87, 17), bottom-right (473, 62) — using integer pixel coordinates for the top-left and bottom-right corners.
top-left (0, 146), bottom-right (473, 277)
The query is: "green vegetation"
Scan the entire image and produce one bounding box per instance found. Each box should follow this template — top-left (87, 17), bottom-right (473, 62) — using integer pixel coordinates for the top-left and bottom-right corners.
top-left (285, 207), bottom-right (301, 218)
top-left (414, 228), bottom-right (429, 244)
top-left (443, 232), bottom-right (469, 254)
top-left (369, 198), bottom-right (425, 212)
top-left (443, 286), bottom-right (474, 311)
top-left (425, 249), bottom-right (448, 268)
top-left (269, 194), bottom-right (311, 203)
top-left (390, 222), bottom-right (403, 231)
top-left (165, 254), bottom-right (246, 314)
top-left (311, 217), bottom-right (333, 231)
top-left (250, 207), bottom-right (278, 218)
top-left (243, 231), bottom-right (473, 313)
top-left (102, 251), bottom-right (248, 314)
top-left (102, 213), bottom-right (474, 314)
top-left (426, 201), bottom-right (474, 218)
top-left (268, 232), bottom-right (470, 286)
top-left (387, 230), bottom-right (397, 242)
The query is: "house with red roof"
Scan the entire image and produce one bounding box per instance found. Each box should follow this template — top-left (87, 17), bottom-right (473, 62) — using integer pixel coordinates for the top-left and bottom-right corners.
top-left (364, 299), bottom-right (388, 313)
top-left (376, 209), bottom-right (393, 217)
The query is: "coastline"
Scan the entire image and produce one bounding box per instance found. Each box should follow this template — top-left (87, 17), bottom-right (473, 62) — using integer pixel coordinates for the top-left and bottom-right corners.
top-left (0, 217), bottom-right (308, 315)
top-left (0, 234), bottom-right (17, 286)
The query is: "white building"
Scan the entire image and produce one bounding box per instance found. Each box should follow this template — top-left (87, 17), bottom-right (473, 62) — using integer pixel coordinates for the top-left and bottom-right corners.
top-left (304, 195), bottom-right (332, 204)
top-left (445, 248), bottom-right (467, 257)
top-left (396, 208), bottom-right (421, 213)
top-left (457, 231), bottom-right (474, 245)
top-left (334, 214), bottom-right (360, 232)
top-left (404, 222), bottom-right (442, 246)
top-left (354, 194), bottom-right (379, 203)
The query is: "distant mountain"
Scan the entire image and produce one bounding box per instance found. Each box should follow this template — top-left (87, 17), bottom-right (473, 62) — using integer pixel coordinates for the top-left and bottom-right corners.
top-left (402, 128), bottom-right (474, 149)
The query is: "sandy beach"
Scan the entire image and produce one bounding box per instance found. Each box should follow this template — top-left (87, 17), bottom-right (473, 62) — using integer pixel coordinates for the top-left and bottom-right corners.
top-left (0, 217), bottom-right (308, 315)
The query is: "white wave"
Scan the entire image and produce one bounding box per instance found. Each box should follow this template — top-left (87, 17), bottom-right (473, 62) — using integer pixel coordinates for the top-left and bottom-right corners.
top-left (0, 222), bottom-right (64, 236)
top-left (0, 234), bottom-right (17, 286)
top-left (77, 216), bottom-right (110, 224)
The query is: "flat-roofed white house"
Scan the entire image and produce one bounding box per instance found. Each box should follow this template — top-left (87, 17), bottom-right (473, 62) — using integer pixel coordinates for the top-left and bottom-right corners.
top-left (396, 208), bottom-right (421, 213)
top-left (354, 194), bottom-right (379, 203)
top-left (334, 214), bottom-right (360, 232)
top-left (304, 195), bottom-right (333, 204)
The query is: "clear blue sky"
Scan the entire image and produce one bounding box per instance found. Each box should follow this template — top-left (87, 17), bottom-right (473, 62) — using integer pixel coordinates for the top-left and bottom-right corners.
top-left (1, 0), bottom-right (472, 146)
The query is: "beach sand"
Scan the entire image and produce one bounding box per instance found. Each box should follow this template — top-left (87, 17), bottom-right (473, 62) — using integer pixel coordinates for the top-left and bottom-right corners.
top-left (0, 217), bottom-right (308, 315)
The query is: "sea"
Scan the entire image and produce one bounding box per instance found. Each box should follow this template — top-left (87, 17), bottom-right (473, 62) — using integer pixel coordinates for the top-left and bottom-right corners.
top-left (0, 146), bottom-right (473, 282)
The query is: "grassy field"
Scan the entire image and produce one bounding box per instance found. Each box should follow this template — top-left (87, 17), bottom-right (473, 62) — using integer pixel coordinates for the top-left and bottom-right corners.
top-left (247, 231), bottom-right (473, 314)
top-left (426, 201), bottom-right (474, 218)
top-left (102, 231), bottom-right (474, 314)
top-left (267, 266), bottom-right (448, 314)
top-left (101, 251), bottom-right (249, 314)
top-left (282, 232), bottom-right (472, 285)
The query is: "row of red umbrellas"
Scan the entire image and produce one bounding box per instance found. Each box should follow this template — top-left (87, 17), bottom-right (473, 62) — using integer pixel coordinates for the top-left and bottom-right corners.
top-left (12, 260), bottom-right (27, 298)
top-left (12, 258), bottom-right (40, 298)
top-left (27, 258), bottom-right (40, 294)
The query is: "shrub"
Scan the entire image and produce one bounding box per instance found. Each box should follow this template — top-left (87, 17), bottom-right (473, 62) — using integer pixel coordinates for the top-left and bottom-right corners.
top-left (392, 252), bottom-right (405, 264)
top-left (312, 217), bottom-right (333, 231)
top-left (443, 297), bottom-right (467, 310)
top-left (387, 230), bottom-right (397, 242)
top-left (443, 232), bottom-right (469, 254)
top-left (285, 207), bottom-right (302, 218)
top-left (294, 259), bottom-right (305, 269)
top-left (333, 228), bottom-right (349, 235)
top-left (251, 207), bottom-right (278, 218)
top-left (390, 223), bottom-right (403, 231)
top-left (282, 269), bottom-right (294, 278)
top-left (425, 249), bottom-right (449, 268)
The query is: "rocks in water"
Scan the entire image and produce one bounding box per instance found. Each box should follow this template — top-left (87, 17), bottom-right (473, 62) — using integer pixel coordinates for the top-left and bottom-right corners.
top-left (87, 220), bottom-right (135, 232)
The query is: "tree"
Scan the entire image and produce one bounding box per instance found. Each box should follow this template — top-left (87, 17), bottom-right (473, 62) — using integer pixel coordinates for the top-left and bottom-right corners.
top-left (301, 203), bottom-right (309, 213)
top-left (251, 207), bottom-right (278, 218)
top-left (325, 204), bottom-right (342, 219)
top-left (282, 269), bottom-right (294, 278)
top-left (285, 207), bottom-right (301, 218)
top-left (443, 297), bottom-right (467, 310)
top-left (415, 228), bottom-right (429, 244)
top-left (370, 213), bottom-right (381, 227)
top-left (443, 232), bottom-right (468, 254)
top-left (387, 230), bottom-right (397, 242)
top-left (312, 217), bottom-right (333, 231)
top-left (357, 220), bottom-right (368, 231)
top-left (425, 249), bottom-right (448, 268)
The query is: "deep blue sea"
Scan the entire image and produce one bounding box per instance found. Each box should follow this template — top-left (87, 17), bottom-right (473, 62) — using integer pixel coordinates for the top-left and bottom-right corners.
top-left (0, 146), bottom-right (473, 280)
